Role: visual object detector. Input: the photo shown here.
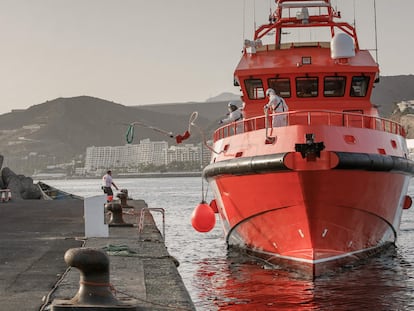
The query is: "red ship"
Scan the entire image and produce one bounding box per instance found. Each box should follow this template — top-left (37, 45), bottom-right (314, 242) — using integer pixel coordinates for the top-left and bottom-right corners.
top-left (201, 0), bottom-right (414, 277)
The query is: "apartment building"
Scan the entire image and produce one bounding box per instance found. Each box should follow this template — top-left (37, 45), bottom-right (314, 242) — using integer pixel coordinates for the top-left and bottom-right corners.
top-left (84, 139), bottom-right (209, 175)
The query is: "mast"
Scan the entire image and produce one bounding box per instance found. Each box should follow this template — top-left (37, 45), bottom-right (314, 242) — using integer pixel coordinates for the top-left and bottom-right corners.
top-left (250, 0), bottom-right (359, 50)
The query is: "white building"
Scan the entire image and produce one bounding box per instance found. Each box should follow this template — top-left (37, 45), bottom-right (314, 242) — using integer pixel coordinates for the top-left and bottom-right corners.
top-left (135, 139), bottom-right (168, 166)
top-left (85, 144), bottom-right (142, 174)
top-left (84, 139), bottom-right (169, 175)
top-left (167, 144), bottom-right (200, 164)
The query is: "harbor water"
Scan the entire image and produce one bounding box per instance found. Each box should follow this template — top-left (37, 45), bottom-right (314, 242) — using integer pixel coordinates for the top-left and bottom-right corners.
top-left (46, 177), bottom-right (414, 310)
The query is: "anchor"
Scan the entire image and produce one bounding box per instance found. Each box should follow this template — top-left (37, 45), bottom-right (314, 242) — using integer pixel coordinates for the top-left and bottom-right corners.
top-left (295, 133), bottom-right (325, 161)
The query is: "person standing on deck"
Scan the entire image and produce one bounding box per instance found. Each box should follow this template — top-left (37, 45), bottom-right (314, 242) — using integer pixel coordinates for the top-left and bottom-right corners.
top-left (219, 102), bottom-right (243, 134)
top-left (219, 102), bottom-right (243, 125)
top-left (264, 88), bottom-right (289, 127)
top-left (102, 170), bottom-right (119, 202)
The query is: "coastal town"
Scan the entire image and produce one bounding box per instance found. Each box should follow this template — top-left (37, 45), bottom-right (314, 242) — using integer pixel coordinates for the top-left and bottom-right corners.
top-left (31, 138), bottom-right (212, 179)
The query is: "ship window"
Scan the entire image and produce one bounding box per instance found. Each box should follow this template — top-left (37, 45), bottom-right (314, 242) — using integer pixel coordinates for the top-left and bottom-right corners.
top-left (296, 77), bottom-right (318, 97)
top-left (324, 76), bottom-right (346, 97)
top-left (350, 76), bottom-right (370, 97)
top-left (244, 79), bottom-right (265, 100)
top-left (268, 78), bottom-right (291, 98)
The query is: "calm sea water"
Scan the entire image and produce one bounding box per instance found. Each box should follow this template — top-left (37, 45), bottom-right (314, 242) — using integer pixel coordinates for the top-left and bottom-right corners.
top-left (45, 177), bottom-right (414, 310)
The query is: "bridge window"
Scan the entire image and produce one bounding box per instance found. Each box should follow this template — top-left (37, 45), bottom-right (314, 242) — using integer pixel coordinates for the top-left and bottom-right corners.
top-left (350, 76), bottom-right (370, 97)
top-left (244, 79), bottom-right (265, 100)
top-left (268, 78), bottom-right (291, 98)
top-left (296, 77), bottom-right (318, 97)
top-left (324, 76), bottom-right (346, 97)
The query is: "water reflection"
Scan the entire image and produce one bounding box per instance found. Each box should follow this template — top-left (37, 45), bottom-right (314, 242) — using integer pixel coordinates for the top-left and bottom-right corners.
top-left (194, 247), bottom-right (414, 310)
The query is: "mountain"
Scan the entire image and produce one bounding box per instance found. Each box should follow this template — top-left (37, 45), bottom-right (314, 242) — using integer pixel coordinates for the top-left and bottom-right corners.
top-left (372, 75), bottom-right (414, 116)
top-left (0, 75), bottom-right (413, 175)
top-left (206, 92), bottom-right (241, 103)
top-left (0, 96), bottom-right (231, 173)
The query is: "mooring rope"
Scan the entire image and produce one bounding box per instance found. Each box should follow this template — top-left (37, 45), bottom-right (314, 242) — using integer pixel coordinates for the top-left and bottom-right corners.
top-left (124, 111), bottom-right (224, 155)
top-left (125, 120), bottom-right (174, 144)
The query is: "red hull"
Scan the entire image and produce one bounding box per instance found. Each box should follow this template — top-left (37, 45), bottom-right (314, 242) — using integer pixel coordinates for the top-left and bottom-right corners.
top-left (204, 123), bottom-right (413, 277)
top-left (208, 169), bottom-right (409, 276)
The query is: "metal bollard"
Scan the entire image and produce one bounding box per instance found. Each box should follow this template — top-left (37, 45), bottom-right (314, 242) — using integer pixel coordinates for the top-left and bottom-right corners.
top-left (116, 190), bottom-right (133, 209)
top-left (51, 247), bottom-right (138, 310)
top-left (106, 202), bottom-right (133, 227)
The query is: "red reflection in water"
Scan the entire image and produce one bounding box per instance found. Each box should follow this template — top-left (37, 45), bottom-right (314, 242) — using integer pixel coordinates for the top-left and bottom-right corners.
top-left (195, 257), bottom-right (318, 310)
top-left (193, 247), bottom-right (413, 311)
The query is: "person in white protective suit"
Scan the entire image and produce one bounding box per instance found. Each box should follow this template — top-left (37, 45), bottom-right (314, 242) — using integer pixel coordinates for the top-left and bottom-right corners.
top-left (264, 88), bottom-right (289, 127)
top-left (219, 102), bottom-right (243, 124)
top-left (219, 102), bottom-right (243, 134)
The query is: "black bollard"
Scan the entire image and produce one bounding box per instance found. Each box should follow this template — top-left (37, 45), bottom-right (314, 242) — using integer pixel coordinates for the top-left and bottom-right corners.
top-left (106, 202), bottom-right (133, 227)
top-left (51, 247), bottom-right (138, 310)
top-left (116, 190), bottom-right (133, 209)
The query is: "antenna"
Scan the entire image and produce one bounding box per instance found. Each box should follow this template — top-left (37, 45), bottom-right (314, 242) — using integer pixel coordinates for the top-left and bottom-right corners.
top-left (353, 0), bottom-right (356, 28)
top-left (373, 0), bottom-right (379, 64)
top-left (243, 0), bottom-right (246, 40)
top-left (254, 0), bottom-right (257, 31)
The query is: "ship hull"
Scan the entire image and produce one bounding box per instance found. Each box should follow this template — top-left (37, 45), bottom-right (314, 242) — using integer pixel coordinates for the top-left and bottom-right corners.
top-left (200, 0), bottom-right (414, 279)
top-left (206, 158), bottom-right (411, 277)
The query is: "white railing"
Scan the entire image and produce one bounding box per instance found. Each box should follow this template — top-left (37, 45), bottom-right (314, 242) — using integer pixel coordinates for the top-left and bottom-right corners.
top-left (214, 110), bottom-right (405, 142)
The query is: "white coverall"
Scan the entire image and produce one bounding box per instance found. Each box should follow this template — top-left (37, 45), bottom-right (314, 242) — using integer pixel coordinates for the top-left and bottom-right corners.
top-left (265, 94), bottom-right (288, 127)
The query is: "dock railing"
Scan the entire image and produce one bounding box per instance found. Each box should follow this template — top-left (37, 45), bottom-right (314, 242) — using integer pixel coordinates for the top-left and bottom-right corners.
top-left (214, 110), bottom-right (405, 142)
top-left (138, 207), bottom-right (165, 241)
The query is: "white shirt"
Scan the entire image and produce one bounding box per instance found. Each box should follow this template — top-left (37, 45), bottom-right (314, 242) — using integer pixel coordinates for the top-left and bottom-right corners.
top-left (102, 174), bottom-right (113, 187)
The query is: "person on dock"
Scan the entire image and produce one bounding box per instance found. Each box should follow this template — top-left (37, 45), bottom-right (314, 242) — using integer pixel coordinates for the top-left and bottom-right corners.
top-left (264, 88), bottom-right (288, 127)
top-left (102, 170), bottom-right (119, 202)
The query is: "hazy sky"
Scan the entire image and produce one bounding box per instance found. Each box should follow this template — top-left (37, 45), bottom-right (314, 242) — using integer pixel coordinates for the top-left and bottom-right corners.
top-left (0, 0), bottom-right (412, 114)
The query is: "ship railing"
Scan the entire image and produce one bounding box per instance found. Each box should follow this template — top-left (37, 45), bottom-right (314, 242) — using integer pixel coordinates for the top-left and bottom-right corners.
top-left (213, 110), bottom-right (406, 142)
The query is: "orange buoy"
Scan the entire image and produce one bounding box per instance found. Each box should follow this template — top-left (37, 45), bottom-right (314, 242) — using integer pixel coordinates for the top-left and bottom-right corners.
top-left (209, 199), bottom-right (219, 213)
top-left (403, 195), bottom-right (412, 210)
top-left (191, 202), bottom-right (216, 232)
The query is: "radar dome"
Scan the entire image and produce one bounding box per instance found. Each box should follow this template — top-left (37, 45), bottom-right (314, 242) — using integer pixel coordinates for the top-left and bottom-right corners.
top-left (331, 33), bottom-right (355, 59)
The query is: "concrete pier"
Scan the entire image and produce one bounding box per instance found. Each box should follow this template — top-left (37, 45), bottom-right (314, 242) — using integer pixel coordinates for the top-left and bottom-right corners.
top-left (0, 199), bottom-right (195, 311)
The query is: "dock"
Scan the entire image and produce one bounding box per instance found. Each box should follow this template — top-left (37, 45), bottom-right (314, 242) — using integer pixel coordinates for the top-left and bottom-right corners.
top-left (0, 199), bottom-right (195, 310)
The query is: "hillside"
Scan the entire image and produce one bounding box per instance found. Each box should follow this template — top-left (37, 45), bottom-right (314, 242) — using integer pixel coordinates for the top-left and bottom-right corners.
top-left (0, 75), bottom-right (413, 174)
top-left (372, 75), bottom-right (414, 116)
top-left (0, 96), bottom-right (222, 171)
